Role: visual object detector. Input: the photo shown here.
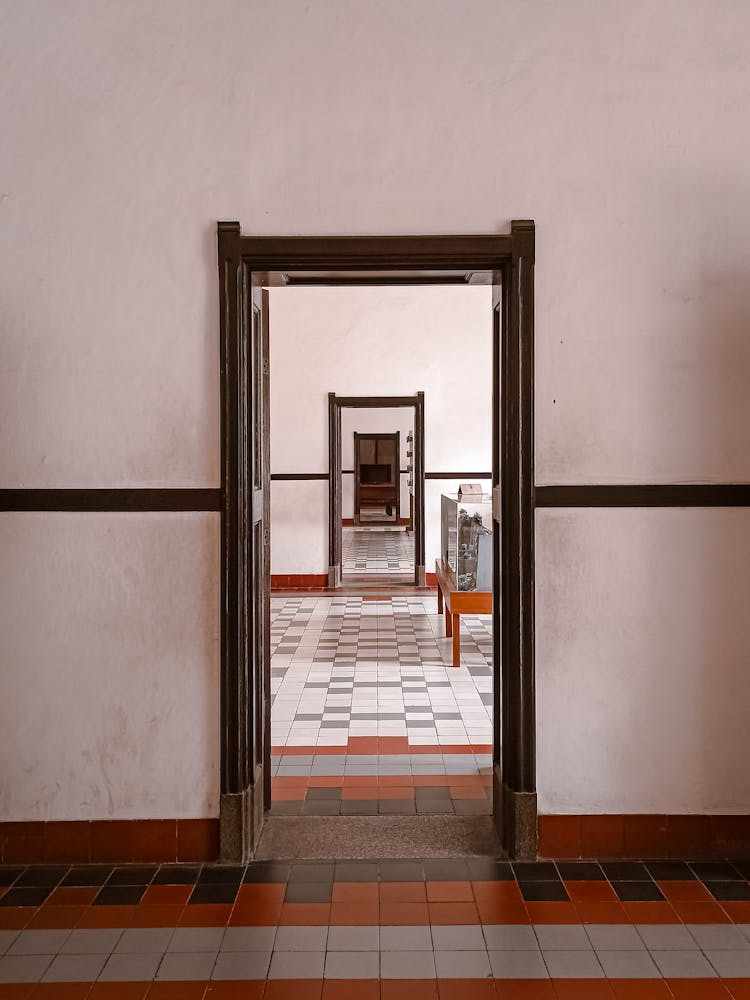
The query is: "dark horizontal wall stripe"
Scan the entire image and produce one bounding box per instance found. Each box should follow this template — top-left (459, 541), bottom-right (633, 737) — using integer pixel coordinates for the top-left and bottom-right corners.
top-left (536, 484), bottom-right (750, 507)
top-left (0, 489), bottom-right (222, 512)
top-left (274, 472), bottom-right (490, 480)
top-left (270, 473), bottom-right (329, 481)
top-left (342, 469), bottom-right (410, 476)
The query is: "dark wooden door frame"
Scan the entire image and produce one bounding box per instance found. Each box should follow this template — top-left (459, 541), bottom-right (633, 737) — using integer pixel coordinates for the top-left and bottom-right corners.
top-left (330, 397), bottom-right (423, 586)
top-left (217, 221), bottom-right (536, 859)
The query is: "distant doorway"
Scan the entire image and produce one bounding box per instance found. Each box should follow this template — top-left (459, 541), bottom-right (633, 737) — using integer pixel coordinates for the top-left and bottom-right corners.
top-left (328, 393), bottom-right (425, 588)
top-left (353, 432), bottom-right (401, 525)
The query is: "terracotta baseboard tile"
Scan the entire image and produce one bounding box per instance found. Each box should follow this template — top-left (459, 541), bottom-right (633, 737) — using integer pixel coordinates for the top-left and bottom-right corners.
top-left (271, 573), bottom-right (329, 590)
top-left (1, 821), bottom-right (47, 863)
top-left (177, 818), bottom-right (219, 861)
top-left (539, 813), bottom-right (750, 859)
top-left (90, 820), bottom-right (176, 863)
top-left (0, 818), bottom-right (219, 864)
top-left (44, 821), bottom-right (91, 863)
top-left (538, 815), bottom-right (580, 858)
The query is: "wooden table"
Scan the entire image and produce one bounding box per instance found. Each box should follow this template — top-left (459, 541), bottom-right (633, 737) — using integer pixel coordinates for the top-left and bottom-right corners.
top-left (435, 559), bottom-right (492, 667)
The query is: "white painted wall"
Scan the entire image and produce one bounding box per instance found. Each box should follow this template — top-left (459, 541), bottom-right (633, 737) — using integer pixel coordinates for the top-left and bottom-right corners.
top-left (0, 513), bottom-right (220, 821)
top-left (536, 508), bottom-right (750, 814)
top-left (1, 0), bottom-right (749, 819)
top-left (269, 286), bottom-right (492, 574)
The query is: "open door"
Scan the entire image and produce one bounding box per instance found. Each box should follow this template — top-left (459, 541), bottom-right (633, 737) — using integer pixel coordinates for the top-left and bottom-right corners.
top-left (250, 283), bottom-right (271, 816)
top-left (493, 222), bottom-right (537, 859)
top-left (217, 222), bottom-right (271, 860)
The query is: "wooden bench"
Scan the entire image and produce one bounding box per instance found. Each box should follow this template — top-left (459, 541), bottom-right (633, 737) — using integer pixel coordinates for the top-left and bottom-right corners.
top-left (435, 558), bottom-right (492, 667)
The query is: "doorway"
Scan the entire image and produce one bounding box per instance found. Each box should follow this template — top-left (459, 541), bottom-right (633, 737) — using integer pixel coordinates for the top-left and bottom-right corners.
top-left (329, 393), bottom-right (426, 588)
top-left (217, 224), bottom-right (536, 860)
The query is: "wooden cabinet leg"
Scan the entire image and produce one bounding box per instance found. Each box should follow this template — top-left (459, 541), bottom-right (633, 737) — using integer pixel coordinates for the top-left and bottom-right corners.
top-left (445, 605), bottom-right (452, 637)
top-left (437, 586), bottom-right (443, 615)
top-left (452, 614), bottom-right (460, 667)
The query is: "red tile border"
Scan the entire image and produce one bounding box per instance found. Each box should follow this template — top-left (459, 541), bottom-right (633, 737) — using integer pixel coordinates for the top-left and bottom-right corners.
top-left (6, 878), bottom-right (750, 931)
top-left (177, 819), bottom-right (220, 862)
top-left (2, 981), bottom-right (749, 1000)
top-left (90, 820), bottom-right (176, 863)
top-left (271, 574), bottom-right (329, 590)
top-left (539, 814), bottom-right (750, 860)
top-left (0, 819), bottom-right (219, 864)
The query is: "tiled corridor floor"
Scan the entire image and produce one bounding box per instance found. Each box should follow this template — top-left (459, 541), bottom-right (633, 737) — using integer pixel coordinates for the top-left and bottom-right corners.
top-left (341, 527), bottom-right (414, 578)
top-left (270, 594), bottom-right (494, 815)
top-left (2, 859), bottom-right (750, 996)
top-left (270, 596), bottom-right (493, 748)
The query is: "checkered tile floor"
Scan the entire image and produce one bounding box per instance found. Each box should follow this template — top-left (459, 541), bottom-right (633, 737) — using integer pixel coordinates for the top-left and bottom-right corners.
top-left (270, 596), bottom-right (493, 748)
top-left (3, 860), bottom-right (750, 995)
top-left (342, 527), bottom-right (414, 576)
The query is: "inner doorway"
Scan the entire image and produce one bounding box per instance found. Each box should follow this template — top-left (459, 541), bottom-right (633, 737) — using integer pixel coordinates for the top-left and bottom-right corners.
top-left (330, 393), bottom-right (425, 588)
top-left (217, 224), bottom-right (536, 861)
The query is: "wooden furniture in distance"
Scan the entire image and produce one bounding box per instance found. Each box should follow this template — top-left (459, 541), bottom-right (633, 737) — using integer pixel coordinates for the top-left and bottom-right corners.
top-left (435, 558), bottom-right (492, 667)
top-left (354, 432), bottom-right (400, 525)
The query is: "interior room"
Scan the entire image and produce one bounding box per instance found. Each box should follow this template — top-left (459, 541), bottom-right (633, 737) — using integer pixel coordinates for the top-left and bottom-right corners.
top-left (341, 410), bottom-right (414, 584)
top-left (3, 3), bottom-right (750, 996)
top-left (268, 283), bottom-right (495, 818)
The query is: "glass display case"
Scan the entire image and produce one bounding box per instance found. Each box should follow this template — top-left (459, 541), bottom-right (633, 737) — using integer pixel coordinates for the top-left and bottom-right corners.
top-left (440, 492), bottom-right (493, 591)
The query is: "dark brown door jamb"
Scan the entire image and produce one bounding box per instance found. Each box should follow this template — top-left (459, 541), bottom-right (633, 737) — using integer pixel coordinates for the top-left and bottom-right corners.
top-left (495, 221), bottom-right (537, 859)
top-left (218, 224), bottom-right (536, 859)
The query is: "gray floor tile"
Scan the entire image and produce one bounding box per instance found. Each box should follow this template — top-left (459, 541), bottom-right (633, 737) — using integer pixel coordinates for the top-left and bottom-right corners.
top-left (482, 924), bottom-right (539, 951)
top-left (380, 925), bottom-right (433, 951)
top-left (221, 926), bottom-right (276, 951)
top-left (212, 950), bottom-right (272, 979)
top-left (542, 950), bottom-right (604, 978)
top-left (8, 929), bottom-right (71, 955)
top-left (381, 950), bottom-right (437, 978)
top-left (585, 924), bottom-right (644, 951)
top-left (535, 925), bottom-right (591, 951)
top-left (325, 950), bottom-right (380, 978)
top-left (99, 952), bottom-right (162, 981)
top-left (454, 800), bottom-right (491, 815)
top-left (167, 926), bottom-right (225, 952)
top-left (434, 949), bottom-right (491, 978)
top-left (431, 925), bottom-right (486, 950)
top-left (274, 925), bottom-right (328, 951)
top-left (596, 949), bottom-right (660, 978)
top-left (636, 924), bottom-right (698, 950)
top-left (0, 931), bottom-right (19, 956)
top-left (326, 925), bottom-right (379, 951)
top-left (705, 950), bottom-right (750, 977)
top-left (488, 950), bottom-right (548, 978)
top-left (61, 928), bottom-right (123, 954)
top-left (0, 954), bottom-right (53, 983)
top-left (157, 951), bottom-right (217, 980)
top-left (42, 953), bottom-right (107, 982)
top-left (115, 927), bottom-right (174, 953)
top-left (686, 923), bottom-right (750, 950)
top-left (268, 950), bottom-right (325, 978)
top-left (650, 950), bottom-right (717, 978)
